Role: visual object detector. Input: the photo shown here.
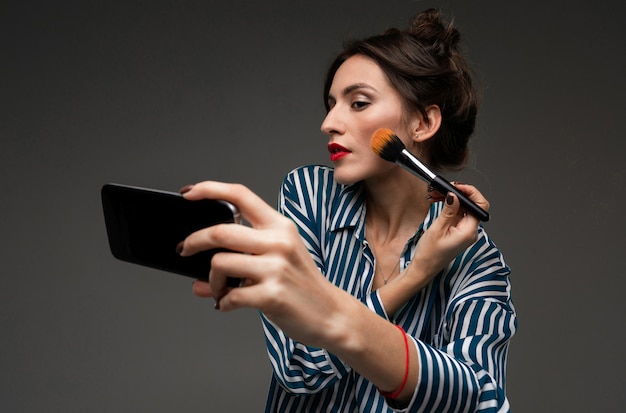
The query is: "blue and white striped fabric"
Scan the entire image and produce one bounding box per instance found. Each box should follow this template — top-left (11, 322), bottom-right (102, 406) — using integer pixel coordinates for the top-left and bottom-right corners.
top-left (262, 165), bottom-right (517, 413)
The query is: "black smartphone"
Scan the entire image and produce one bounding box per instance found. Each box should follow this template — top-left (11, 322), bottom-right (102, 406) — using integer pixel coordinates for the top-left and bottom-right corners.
top-left (101, 183), bottom-right (241, 284)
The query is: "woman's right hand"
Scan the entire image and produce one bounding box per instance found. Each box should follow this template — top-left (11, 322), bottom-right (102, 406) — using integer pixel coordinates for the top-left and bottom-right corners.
top-left (179, 181), bottom-right (353, 349)
top-left (183, 181), bottom-right (421, 402)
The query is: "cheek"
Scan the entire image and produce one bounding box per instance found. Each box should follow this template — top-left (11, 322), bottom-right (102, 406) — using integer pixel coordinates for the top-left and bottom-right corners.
top-left (362, 109), bottom-right (406, 135)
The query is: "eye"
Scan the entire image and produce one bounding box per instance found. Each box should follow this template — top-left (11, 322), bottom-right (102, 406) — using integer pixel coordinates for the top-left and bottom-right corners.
top-left (351, 100), bottom-right (370, 110)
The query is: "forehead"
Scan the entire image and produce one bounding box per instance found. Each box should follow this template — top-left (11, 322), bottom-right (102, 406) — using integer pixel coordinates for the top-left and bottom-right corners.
top-left (329, 55), bottom-right (393, 95)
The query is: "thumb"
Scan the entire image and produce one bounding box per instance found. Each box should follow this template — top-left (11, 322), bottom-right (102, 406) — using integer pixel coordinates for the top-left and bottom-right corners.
top-left (441, 192), bottom-right (461, 220)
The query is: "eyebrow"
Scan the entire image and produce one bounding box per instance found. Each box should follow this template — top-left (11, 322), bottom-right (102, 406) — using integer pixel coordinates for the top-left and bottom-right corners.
top-left (327, 83), bottom-right (378, 101)
top-left (343, 83), bottom-right (378, 95)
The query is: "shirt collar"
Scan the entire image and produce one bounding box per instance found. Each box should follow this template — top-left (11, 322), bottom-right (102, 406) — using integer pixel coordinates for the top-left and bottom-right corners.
top-left (329, 179), bottom-right (443, 240)
top-left (329, 181), bottom-right (366, 235)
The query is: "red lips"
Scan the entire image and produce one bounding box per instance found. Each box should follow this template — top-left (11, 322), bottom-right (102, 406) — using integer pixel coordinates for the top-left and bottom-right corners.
top-left (328, 143), bottom-right (351, 162)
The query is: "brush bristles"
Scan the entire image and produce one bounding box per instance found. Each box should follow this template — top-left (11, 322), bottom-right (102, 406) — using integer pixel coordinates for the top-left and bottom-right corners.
top-left (370, 128), bottom-right (405, 162)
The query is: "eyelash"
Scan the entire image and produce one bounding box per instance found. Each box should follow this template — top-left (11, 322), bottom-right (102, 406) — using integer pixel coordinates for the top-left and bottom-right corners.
top-left (326, 97), bottom-right (370, 112)
top-left (351, 100), bottom-right (370, 110)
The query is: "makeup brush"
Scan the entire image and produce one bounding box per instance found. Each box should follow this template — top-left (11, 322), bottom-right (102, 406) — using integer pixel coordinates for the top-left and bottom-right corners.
top-left (371, 128), bottom-right (490, 222)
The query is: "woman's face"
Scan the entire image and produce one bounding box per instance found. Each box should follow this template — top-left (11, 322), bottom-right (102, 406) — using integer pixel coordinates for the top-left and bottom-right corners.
top-left (321, 54), bottom-right (417, 185)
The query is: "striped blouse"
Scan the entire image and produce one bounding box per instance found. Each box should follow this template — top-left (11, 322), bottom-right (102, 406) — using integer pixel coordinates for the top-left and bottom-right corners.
top-left (262, 165), bottom-right (517, 413)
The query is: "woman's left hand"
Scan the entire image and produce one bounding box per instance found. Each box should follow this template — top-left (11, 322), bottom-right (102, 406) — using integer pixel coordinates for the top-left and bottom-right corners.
top-left (378, 183), bottom-right (489, 316)
top-left (411, 183), bottom-right (489, 279)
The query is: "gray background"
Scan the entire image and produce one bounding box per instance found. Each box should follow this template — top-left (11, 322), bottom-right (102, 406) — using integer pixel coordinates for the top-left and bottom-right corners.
top-left (2, 0), bottom-right (625, 411)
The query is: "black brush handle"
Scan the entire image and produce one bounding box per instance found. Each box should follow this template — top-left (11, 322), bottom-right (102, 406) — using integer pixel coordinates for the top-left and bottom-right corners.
top-left (431, 176), bottom-right (490, 222)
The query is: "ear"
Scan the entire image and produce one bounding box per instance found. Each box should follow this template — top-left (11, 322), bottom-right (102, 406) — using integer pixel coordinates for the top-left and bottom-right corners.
top-left (411, 105), bottom-right (441, 143)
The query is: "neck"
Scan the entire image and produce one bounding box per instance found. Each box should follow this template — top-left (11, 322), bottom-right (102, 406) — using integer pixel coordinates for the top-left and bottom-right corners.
top-left (364, 169), bottom-right (430, 243)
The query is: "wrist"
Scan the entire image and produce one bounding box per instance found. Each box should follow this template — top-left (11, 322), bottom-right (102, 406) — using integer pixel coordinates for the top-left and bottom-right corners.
top-left (318, 289), bottom-right (370, 356)
top-left (326, 307), bottom-right (416, 402)
top-left (379, 266), bottom-right (431, 314)
top-left (378, 325), bottom-right (410, 399)
top-left (402, 256), bottom-right (441, 286)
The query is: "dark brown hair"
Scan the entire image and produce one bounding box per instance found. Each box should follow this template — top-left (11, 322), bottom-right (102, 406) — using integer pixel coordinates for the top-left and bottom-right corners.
top-left (323, 8), bottom-right (479, 171)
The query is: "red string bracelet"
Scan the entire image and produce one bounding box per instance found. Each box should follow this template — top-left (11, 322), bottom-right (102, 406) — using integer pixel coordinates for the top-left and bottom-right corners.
top-left (379, 324), bottom-right (410, 399)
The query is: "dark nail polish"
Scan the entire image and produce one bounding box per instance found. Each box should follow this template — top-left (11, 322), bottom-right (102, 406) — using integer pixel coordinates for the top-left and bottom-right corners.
top-left (446, 194), bottom-right (454, 205)
top-left (176, 241), bottom-right (184, 255)
top-left (179, 184), bottom-right (194, 194)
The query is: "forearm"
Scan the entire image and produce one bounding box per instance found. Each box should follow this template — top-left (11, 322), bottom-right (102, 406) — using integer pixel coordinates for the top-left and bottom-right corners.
top-left (328, 311), bottom-right (510, 412)
top-left (319, 289), bottom-right (419, 404)
top-left (376, 263), bottom-right (434, 317)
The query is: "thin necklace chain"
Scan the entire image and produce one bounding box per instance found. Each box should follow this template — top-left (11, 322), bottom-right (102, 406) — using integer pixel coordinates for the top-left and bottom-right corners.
top-left (368, 240), bottom-right (402, 285)
top-left (379, 258), bottom-right (401, 285)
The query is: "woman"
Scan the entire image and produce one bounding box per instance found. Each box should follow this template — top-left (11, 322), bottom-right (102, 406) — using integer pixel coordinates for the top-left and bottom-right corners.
top-left (180, 8), bottom-right (516, 412)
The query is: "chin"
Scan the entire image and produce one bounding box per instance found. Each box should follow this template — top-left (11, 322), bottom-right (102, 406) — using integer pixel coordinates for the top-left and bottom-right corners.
top-left (333, 160), bottom-right (394, 186)
top-left (332, 175), bottom-right (356, 186)
top-left (332, 166), bottom-right (372, 186)
top-left (332, 169), bottom-right (359, 186)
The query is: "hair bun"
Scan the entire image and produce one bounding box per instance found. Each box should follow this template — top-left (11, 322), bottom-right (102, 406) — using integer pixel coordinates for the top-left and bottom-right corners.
top-left (324, 8), bottom-right (479, 170)
top-left (408, 8), bottom-right (460, 59)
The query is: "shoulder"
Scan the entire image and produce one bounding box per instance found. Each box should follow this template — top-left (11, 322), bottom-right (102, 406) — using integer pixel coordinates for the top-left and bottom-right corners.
top-left (280, 165), bottom-right (339, 201)
top-left (279, 165), bottom-right (365, 226)
top-left (282, 165), bottom-right (335, 189)
top-left (443, 223), bottom-right (512, 311)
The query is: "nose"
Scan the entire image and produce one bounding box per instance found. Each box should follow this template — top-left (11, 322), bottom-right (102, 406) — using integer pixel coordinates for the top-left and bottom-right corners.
top-left (320, 107), bottom-right (343, 136)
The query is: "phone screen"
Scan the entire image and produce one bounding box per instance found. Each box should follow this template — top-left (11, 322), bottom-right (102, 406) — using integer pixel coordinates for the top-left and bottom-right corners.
top-left (101, 184), bottom-right (240, 280)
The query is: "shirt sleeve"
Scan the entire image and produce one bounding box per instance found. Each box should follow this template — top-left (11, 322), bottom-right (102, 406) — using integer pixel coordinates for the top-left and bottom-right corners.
top-left (260, 167), bottom-right (351, 394)
top-left (397, 231), bottom-right (517, 412)
top-left (364, 290), bottom-right (392, 320)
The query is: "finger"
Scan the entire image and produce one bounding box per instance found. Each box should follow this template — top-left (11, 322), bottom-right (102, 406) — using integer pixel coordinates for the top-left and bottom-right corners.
top-left (451, 183), bottom-right (490, 212)
top-left (437, 192), bottom-right (481, 232)
top-left (427, 192), bottom-right (446, 203)
top-left (209, 251), bottom-right (278, 287)
top-left (448, 191), bottom-right (483, 227)
top-left (179, 221), bottom-right (273, 257)
top-left (441, 192), bottom-right (461, 220)
top-left (443, 192), bottom-right (482, 247)
top-left (428, 193), bottom-right (480, 251)
top-left (192, 280), bottom-right (213, 298)
top-left (427, 181), bottom-right (461, 203)
top-left (180, 181), bottom-right (280, 228)
top-left (216, 283), bottom-right (269, 312)
top-left (207, 251), bottom-right (273, 305)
